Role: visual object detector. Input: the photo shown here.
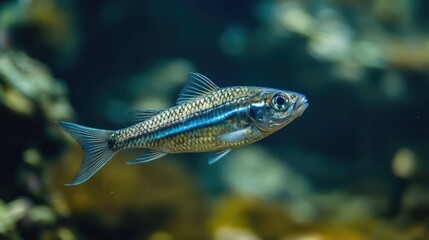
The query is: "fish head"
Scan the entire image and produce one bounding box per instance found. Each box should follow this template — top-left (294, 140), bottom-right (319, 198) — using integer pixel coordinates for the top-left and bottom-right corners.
top-left (248, 88), bottom-right (308, 132)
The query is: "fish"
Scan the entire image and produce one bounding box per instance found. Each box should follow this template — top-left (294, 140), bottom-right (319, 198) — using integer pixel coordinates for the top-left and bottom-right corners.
top-left (58, 72), bottom-right (308, 186)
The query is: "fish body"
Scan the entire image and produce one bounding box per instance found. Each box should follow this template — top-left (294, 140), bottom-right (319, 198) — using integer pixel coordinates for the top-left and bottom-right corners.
top-left (59, 73), bottom-right (308, 185)
top-left (110, 86), bottom-right (262, 153)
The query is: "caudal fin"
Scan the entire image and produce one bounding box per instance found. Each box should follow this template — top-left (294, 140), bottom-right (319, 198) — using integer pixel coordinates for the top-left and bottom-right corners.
top-left (58, 121), bottom-right (115, 186)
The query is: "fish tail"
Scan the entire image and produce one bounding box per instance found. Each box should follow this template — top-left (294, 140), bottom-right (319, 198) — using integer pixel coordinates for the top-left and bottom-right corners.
top-left (57, 121), bottom-right (115, 186)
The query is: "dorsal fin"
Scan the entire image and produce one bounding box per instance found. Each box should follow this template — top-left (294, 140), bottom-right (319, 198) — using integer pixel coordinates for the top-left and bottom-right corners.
top-left (176, 72), bottom-right (220, 105)
top-left (129, 109), bottom-right (162, 123)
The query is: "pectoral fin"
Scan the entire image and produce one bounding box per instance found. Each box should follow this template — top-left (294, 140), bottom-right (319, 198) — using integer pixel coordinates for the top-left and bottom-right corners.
top-left (208, 149), bottom-right (231, 165)
top-left (127, 150), bottom-right (167, 165)
top-left (217, 127), bottom-right (252, 143)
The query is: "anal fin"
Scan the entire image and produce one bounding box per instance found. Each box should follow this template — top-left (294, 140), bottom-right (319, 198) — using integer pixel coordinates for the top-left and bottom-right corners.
top-left (127, 150), bottom-right (167, 165)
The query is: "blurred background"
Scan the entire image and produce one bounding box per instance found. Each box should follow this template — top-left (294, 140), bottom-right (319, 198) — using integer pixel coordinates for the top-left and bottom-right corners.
top-left (1, 0), bottom-right (429, 239)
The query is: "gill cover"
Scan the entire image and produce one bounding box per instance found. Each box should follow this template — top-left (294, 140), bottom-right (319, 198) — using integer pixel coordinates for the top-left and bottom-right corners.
top-left (248, 91), bottom-right (295, 131)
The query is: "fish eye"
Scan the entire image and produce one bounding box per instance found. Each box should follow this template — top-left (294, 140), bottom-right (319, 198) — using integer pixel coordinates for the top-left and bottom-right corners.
top-left (271, 94), bottom-right (289, 111)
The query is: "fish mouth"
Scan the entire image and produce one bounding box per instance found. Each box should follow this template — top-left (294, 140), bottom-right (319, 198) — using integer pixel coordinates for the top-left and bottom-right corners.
top-left (295, 97), bottom-right (308, 117)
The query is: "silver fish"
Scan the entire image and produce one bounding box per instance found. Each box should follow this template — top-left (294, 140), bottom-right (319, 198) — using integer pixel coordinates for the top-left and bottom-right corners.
top-left (58, 72), bottom-right (308, 185)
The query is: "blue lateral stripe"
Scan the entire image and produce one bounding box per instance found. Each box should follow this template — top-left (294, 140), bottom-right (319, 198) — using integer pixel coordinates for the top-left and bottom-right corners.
top-left (151, 105), bottom-right (248, 140)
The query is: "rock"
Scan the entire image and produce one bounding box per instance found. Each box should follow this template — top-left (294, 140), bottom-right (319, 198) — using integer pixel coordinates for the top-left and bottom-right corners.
top-left (214, 226), bottom-right (261, 240)
top-left (401, 184), bottom-right (429, 219)
top-left (0, 0), bottom-right (81, 69)
top-left (50, 147), bottom-right (208, 239)
top-left (0, 50), bottom-right (76, 201)
top-left (222, 145), bottom-right (313, 200)
top-left (0, 50), bottom-right (78, 239)
top-left (209, 196), bottom-right (298, 239)
top-left (0, 50), bottom-right (74, 120)
top-left (0, 198), bottom-right (32, 238)
top-left (28, 205), bottom-right (57, 226)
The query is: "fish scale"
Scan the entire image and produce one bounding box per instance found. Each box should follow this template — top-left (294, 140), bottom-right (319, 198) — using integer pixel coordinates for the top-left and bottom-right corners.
top-left (58, 72), bottom-right (308, 185)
